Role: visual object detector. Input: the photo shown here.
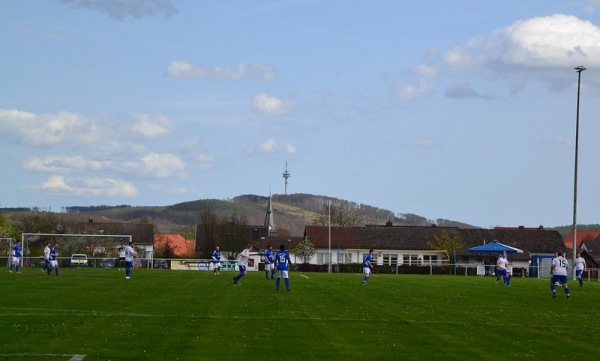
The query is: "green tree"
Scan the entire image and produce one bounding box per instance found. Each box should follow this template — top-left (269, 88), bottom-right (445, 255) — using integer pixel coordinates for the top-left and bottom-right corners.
top-left (428, 230), bottom-right (464, 263)
top-left (291, 238), bottom-right (316, 264)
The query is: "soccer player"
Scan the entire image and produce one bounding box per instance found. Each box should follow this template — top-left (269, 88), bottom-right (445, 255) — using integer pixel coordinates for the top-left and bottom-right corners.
top-left (125, 241), bottom-right (138, 279)
top-left (118, 242), bottom-right (126, 270)
top-left (275, 244), bottom-right (292, 291)
top-left (495, 251), bottom-right (510, 286)
top-left (362, 249), bottom-right (374, 285)
top-left (42, 242), bottom-right (51, 273)
top-left (550, 251), bottom-right (570, 299)
top-left (233, 243), bottom-right (252, 284)
top-left (212, 246), bottom-right (222, 276)
top-left (264, 245), bottom-right (275, 279)
top-left (574, 253), bottom-right (586, 287)
top-left (8, 240), bottom-right (22, 273)
top-left (48, 243), bottom-right (59, 276)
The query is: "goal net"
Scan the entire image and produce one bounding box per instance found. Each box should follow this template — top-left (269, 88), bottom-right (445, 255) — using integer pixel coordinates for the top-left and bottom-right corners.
top-left (1, 238), bottom-right (16, 268)
top-left (21, 233), bottom-right (132, 268)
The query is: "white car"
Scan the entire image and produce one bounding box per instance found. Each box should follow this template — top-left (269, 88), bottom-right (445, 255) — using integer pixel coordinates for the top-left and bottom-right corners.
top-left (70, 254), bottom-right (89, 268)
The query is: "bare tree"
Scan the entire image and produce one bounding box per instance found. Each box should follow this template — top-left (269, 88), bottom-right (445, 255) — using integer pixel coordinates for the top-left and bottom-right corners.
top-left (218, 213), bottom-right (251, 260)
top-left (312, 200), bottom-right (365, 227)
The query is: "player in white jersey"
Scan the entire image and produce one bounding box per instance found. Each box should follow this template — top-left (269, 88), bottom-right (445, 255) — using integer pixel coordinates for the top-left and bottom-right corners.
top-left (124, 241), bottom-right (138, 279)
top-left (233, 244), bottom-right (252, 285)
top-left (495, 251), bottom-right (510, 286)
top-left (42, 242), bottom-right (51, 273)
top-left (550, 251), bottom-right (570, 299)
top-left (574, 253), bottom-right (586, 287)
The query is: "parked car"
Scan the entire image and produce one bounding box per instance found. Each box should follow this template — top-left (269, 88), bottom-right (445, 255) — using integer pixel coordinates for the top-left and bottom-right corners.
top-left (154, 259), bottom-right (169, 269)
top-left (98, 258), bottom-right (114, 268)
top-left (70, 254), bottom-right (88, 268)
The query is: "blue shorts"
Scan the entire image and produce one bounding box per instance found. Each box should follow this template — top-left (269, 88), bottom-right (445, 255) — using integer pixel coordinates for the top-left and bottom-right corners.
top-left (576, 269), bottom-right (584, 277)
top-left (497, 269), bottom-right (508, 277)
top-left (238, 265), bottom-right (247, 272)
top-left (126, 261), bottom-right (134, 269)
top-left (551, 275), bottom-right (568, 285)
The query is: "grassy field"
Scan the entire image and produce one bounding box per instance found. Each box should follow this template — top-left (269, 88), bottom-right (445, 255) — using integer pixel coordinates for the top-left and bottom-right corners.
top-left (0, 267), bottom-right (598, 360)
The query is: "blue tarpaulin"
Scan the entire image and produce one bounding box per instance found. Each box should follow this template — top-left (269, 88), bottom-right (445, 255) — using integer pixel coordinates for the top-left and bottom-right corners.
top-left (467, 241), bottom-right (523, 253)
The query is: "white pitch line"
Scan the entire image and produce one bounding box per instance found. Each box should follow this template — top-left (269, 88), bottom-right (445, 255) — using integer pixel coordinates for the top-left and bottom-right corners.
top-left (0, 354), bottom-right (86, 360)
top-left (299, 274), bottom-right (310, 279)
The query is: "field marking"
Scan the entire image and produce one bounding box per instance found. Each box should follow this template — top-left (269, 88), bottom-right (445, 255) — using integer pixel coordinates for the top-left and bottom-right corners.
top-left (0, 306), bottom-right (583, 329)
top-left (299, 273), bottom-right (310, 279)
top-left (0, 354), bottom-right (86, 360)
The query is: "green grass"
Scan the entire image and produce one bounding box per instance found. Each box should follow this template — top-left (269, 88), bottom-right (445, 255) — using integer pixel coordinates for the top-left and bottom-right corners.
top-left (1, 268), bottom-right (598, 360)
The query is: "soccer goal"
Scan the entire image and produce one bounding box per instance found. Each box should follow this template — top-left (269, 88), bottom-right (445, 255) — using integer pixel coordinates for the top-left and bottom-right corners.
top-left (1, 238), bottom-right (16, 268)
top-left (21, 233), bottom-right (132, 268)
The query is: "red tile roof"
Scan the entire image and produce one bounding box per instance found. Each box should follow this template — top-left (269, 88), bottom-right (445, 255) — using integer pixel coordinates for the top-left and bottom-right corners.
top-left (562, 230), bottom-right (600, 250)
top-left (154, 234), bottom-right (195, 256)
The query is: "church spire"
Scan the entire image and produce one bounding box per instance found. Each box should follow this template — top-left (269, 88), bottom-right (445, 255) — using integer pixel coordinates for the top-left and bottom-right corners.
top-left (264, 192), bottom-right (275, 236)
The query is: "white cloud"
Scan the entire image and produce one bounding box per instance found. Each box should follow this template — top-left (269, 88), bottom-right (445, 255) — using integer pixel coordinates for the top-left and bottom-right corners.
top-left (0, 108), bottom-right (91, 147)
top-left (252, 92), bottom-right (294, 116)
top-left (166, 61), bottom-right (275, 81)
top-left (132, 113), bottom-right (172, 138)
top-left (140, 152), bottom-right (186, 178)
top-left (400, 14), bottom-right (600, 101)
top-left (285, 144), bottom-right (297, 155)
top-left (253, 138), bottom-right (297, 156)
top-left (259, 138), bottom-right (277, 153)
top-left (194, 152), bottom-right (215, 170)
top-left (396, 64), bottom-right (437, 101)
top-left (58, 0), bottom-right (178, 20)
top-left (415, 138), bottom-right (437, 148)
top-left (41, 175), bottom-right (138, 197)
top-left (23, 155), bottom-right (140, 175)
top-left (445, 79), bottom-right (493, 99)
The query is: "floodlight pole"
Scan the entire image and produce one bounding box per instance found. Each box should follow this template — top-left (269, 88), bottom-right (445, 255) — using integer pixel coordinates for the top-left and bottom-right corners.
top-left (572, 65), bottom-right (586, 279)
top-left (328, 201), bottom-right (332, 274)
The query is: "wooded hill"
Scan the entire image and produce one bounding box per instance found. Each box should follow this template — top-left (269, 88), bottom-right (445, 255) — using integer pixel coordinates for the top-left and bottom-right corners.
top-left (4, 194), bottom-right (596, 238)
top-left (7, 193), bottom-right (476, 237)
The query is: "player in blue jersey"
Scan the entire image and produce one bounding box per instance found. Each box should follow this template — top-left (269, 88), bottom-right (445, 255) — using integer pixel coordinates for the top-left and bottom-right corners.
top-left (48, 243), bottom-right (59, 276)
top-left (125, 241), bottom-right (138, 279)
top-left (233, 244), bottom-right (253, 284)
top-left (8, 240), bottom-right (22, 273)
top-left (574, 253), bottom-right (586, 287)
top-left (212, 246), bottom-right (221, 276)
top-left (362, 249), bottom-right (374, 285)
top-left (550, 251), bottom-right (570, 299)
top-left (264, 245), bottom-right (275, 279)
top-left (275, 244), bottom-right (292, 291)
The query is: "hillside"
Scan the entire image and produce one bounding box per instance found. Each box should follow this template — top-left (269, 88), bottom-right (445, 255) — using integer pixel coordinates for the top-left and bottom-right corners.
top-left (51, 193), bottom-right (475, 236)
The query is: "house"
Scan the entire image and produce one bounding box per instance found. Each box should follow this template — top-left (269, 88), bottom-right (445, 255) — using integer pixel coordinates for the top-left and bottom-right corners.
top-left (302, 224), bottom-right (564, 275)
top-left (155, 234), bottom-right (196, 257)
top-left (562, 229), bottom-right (600, 250)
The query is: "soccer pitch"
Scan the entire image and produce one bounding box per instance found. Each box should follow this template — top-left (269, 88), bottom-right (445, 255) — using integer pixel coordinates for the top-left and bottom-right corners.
top-left (1, 268), bottom-right (598, 360)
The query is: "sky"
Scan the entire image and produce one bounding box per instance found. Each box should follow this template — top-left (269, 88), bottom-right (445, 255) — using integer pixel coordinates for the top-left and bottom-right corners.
top-left (2, 0), bottom-right (600, 229)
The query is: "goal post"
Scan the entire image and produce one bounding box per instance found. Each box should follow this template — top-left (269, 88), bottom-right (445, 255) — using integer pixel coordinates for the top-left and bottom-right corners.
top-left (21, 233), bottom-right (133, 268)
top-left (1, 237), bottom-right (16, 268)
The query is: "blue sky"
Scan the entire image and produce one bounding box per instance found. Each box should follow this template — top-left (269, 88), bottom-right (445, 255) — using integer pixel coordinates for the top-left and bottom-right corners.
top-left (2, 0), bottom-right (600, 228)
